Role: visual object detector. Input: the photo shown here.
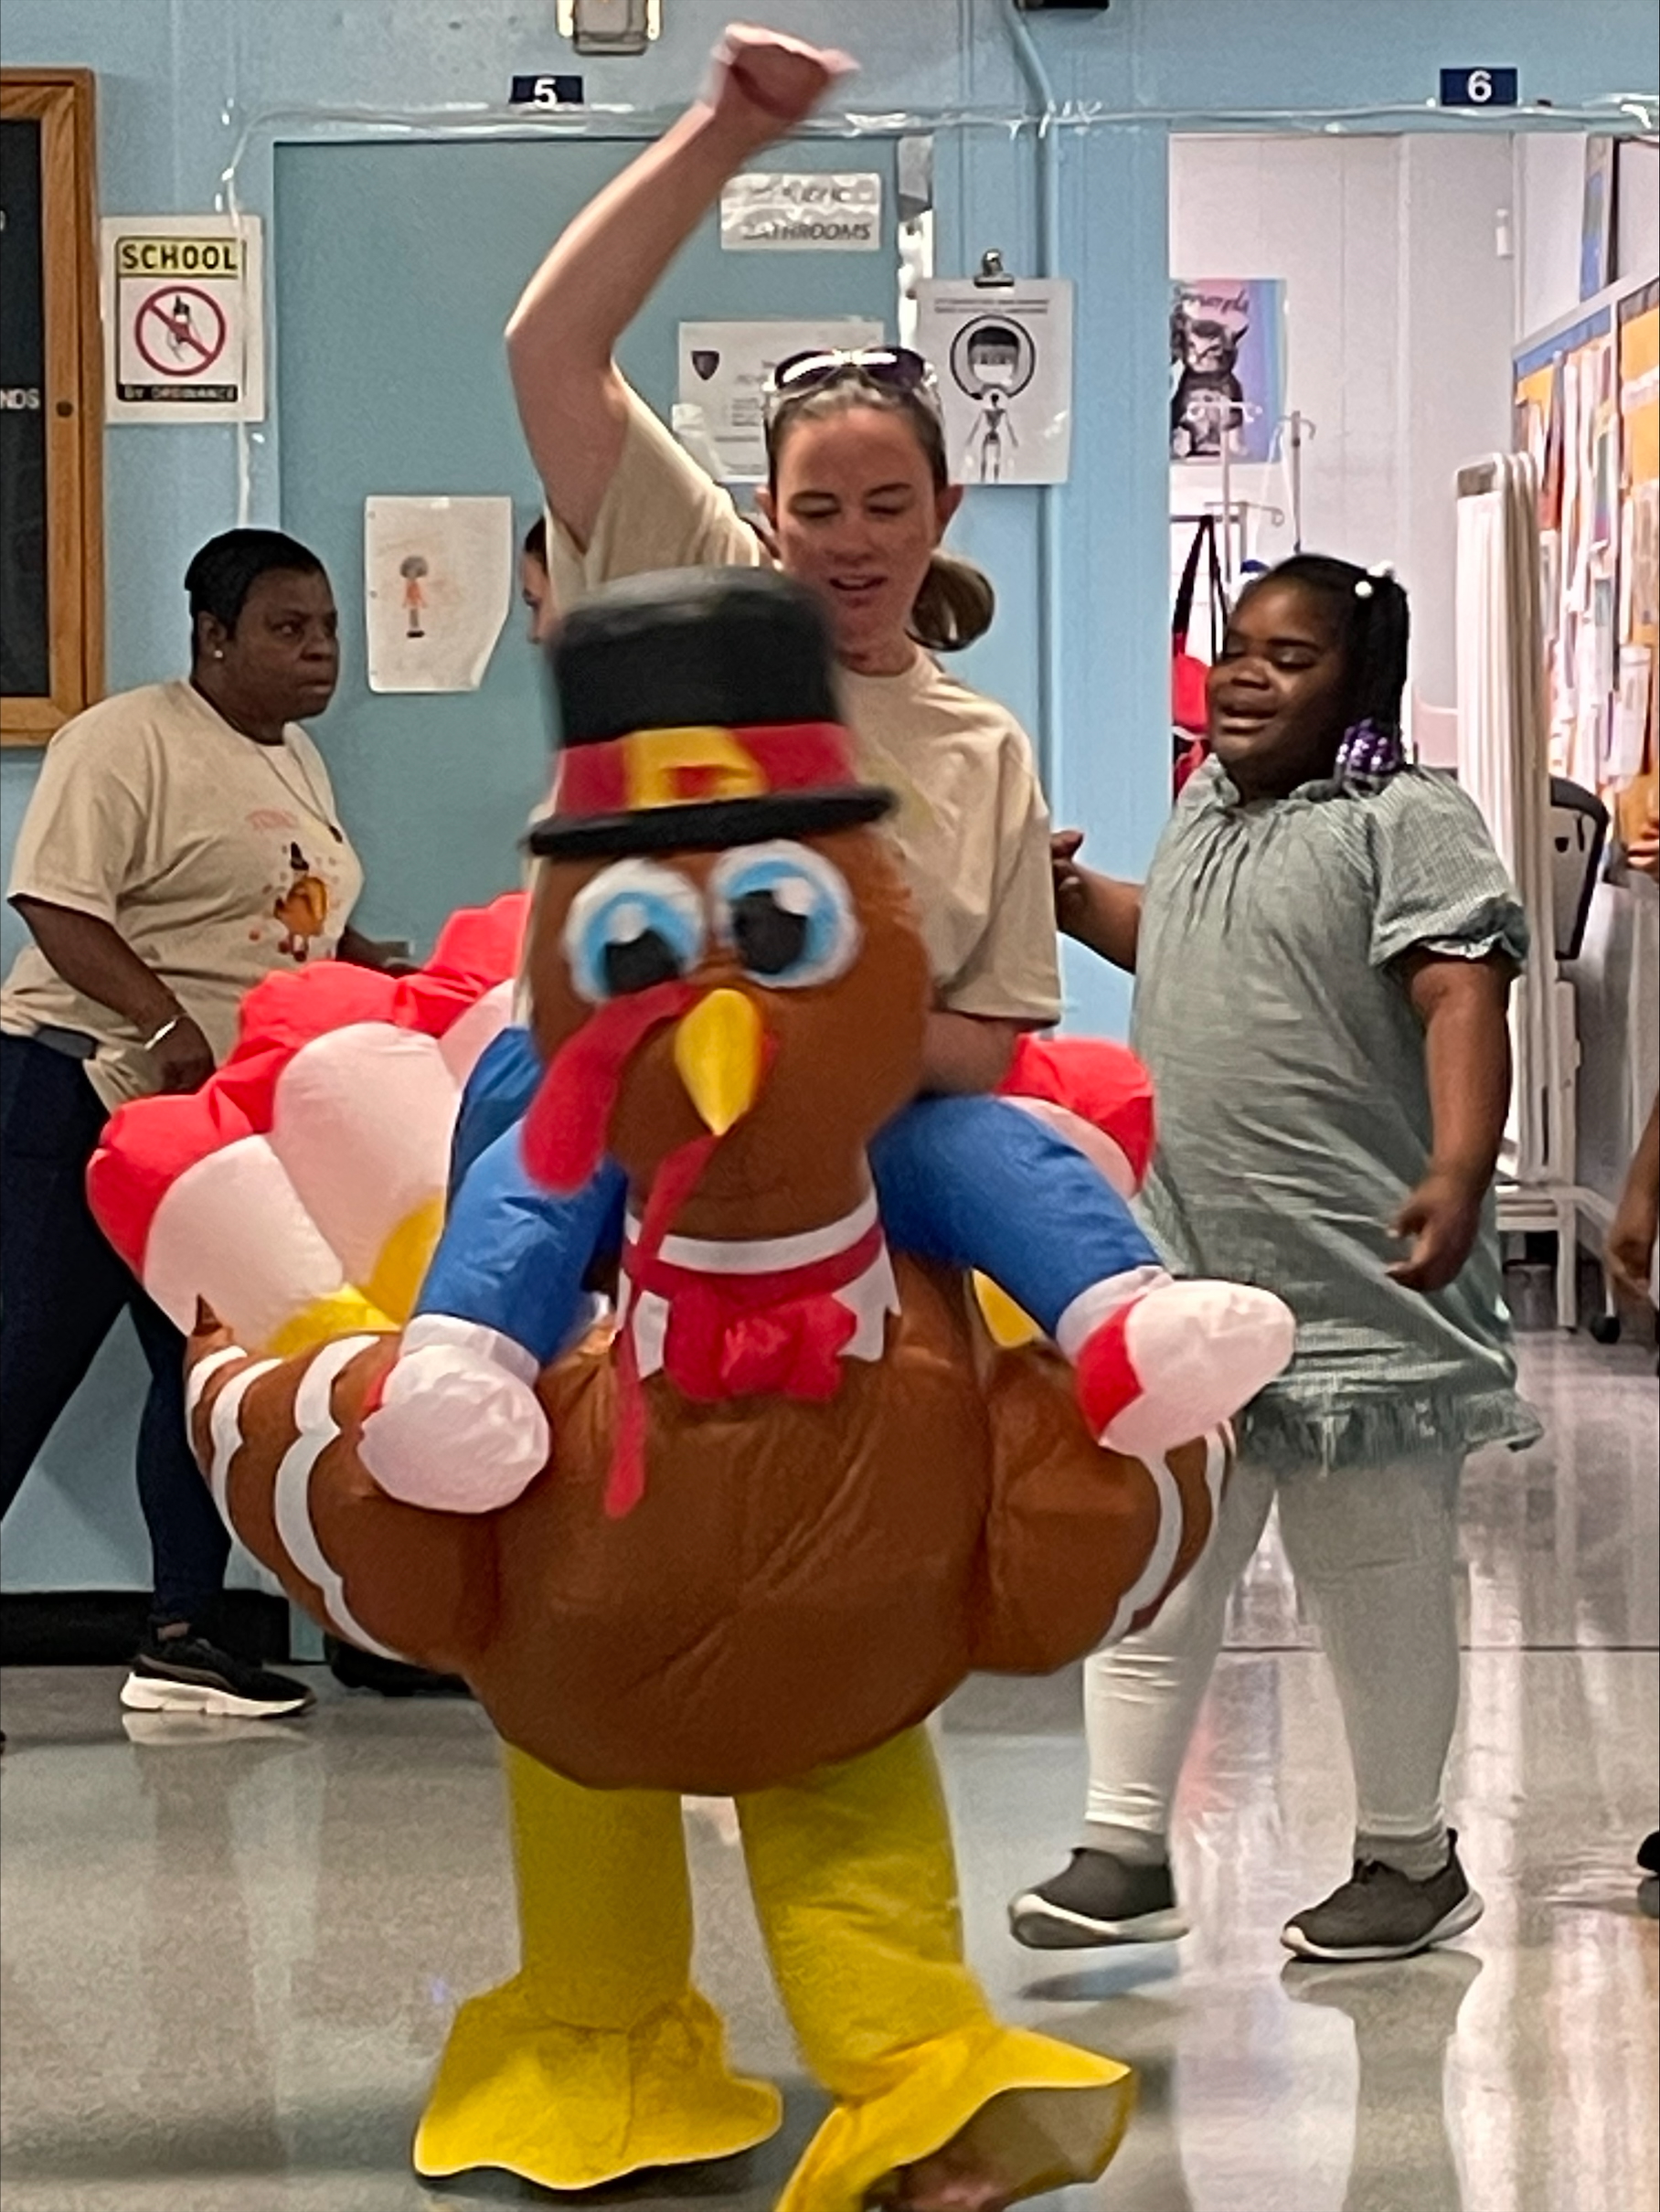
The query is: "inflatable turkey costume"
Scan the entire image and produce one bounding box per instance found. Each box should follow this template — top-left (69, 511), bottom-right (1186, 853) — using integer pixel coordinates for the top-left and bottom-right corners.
top-left (91, 570), bottom-right (1256, 2210)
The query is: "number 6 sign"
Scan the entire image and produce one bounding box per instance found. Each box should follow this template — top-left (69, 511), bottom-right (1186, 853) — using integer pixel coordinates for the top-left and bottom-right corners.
top-left (1439, 67), bottom-right (1519, 107)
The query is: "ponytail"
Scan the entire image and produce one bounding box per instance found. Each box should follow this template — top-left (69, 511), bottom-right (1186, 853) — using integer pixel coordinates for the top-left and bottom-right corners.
top-left (910, 549), bottom-right (995, 654)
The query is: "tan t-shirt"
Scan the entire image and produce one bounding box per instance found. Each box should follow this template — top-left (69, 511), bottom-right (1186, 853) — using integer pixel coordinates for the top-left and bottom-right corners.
top-left (544, 388), bottom-right (1061, 1025)
top-left (2, 680), bottom-right (364, 1108)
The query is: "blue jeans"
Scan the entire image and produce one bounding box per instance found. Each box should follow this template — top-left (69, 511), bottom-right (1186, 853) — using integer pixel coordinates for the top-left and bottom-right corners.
top-left (420, 1026), bottom-right (1160, 1368)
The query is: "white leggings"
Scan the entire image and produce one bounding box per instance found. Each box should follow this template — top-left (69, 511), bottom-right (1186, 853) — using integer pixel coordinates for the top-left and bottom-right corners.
top-left (1083, 1451), bottom-right (1463, 1880)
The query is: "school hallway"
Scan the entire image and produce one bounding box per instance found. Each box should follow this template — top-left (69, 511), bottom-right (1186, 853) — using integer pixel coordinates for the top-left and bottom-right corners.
top-left (0, 1330), bottom-right (1655, 2212)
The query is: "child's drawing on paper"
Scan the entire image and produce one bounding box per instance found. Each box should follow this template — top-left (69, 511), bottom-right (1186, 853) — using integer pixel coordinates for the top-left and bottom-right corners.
top-left (364, 496), bottom-right (515, 694)
top-left (400, 554), bottom-right (430, 640)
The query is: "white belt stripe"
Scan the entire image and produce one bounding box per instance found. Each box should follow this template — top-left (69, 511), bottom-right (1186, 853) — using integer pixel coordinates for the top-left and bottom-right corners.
top-left (1098, 1453), bottom-right (1185, 1649)
top-left (207, 1359), bottom-right (281, 1520)
top-left (271, 1335), bottom-right (402, 1663)
top-left (186, 1345), bottom-right (244, 1421)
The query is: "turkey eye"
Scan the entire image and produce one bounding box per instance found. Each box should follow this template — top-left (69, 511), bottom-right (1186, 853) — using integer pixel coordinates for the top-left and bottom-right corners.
top-left (729, 889), bottom-right (810, 977)
top-left (710, 842), bottom-right (860, 990)
top-left (601, 930), bottom-right (686, 996)
top-left (563, 861), bottom-right (706, 1005)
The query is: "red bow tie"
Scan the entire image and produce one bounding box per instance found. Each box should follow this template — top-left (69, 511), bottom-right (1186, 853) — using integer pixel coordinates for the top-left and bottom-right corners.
top-left (663, 1279), bottom-right (859, 1403)
top-left (625, 1218), bottom-right (886, 1407)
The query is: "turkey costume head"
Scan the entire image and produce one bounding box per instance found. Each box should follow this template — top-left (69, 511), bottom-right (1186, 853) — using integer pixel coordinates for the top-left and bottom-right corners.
top-left (517, 569), bottom-right (931, 1241)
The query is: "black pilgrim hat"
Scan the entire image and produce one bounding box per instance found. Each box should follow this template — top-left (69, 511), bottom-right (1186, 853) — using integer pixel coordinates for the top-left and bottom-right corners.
top-left (527, 568), bottom-right (894, 863)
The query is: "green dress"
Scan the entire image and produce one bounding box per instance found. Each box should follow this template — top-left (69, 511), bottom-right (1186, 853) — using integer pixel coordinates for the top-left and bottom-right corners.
top-left (1132, 760), bottom-right (1540, 1472)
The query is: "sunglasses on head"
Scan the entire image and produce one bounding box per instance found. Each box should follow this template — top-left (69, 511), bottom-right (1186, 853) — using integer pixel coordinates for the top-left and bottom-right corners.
top-left (764, 346), bottom-right (941, 420)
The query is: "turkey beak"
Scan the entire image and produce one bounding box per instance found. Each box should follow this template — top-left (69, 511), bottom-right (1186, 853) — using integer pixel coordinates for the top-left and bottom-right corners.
top-left (673, 989), bottom-right (765, 1136)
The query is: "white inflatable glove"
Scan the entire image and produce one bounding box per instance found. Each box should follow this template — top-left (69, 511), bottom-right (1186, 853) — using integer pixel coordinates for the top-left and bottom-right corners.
top-left (1069, 1278), bottom-right (1297, 1462)
top-left (360, 1333), bottom-right (549, 1514)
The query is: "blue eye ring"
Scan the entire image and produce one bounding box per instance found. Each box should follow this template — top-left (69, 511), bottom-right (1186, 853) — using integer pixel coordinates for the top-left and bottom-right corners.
top-left (562, 859), bottom-right (707, 1005)
top-left (708, 842), bottom-right (860, 990)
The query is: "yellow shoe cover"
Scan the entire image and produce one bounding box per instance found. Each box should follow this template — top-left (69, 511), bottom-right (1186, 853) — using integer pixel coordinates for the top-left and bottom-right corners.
top-left (413, 1976), bottom-right (781, 2186)
top-left (778, 2018), bottom-right (1133, 2212)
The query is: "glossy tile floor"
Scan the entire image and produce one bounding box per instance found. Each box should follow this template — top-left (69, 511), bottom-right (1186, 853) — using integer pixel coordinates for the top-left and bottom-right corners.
top-left (1, 1335), bottom-right (1655, 2212)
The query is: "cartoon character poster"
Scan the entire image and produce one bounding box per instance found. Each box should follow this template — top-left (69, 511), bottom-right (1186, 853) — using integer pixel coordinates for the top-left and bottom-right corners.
top-left (1169, 280), bottom-right (1286, 465)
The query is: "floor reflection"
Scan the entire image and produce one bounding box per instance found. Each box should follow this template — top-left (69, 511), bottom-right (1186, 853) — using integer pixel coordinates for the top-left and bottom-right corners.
top-left (0, 1338), bottom-right (1654, 2212)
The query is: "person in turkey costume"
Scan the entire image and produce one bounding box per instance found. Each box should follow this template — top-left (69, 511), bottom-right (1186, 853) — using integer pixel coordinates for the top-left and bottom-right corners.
top-left (94, 569), bottom-right (1245, 2211)
top-left (371, 24), bottom-right (1295, 1511)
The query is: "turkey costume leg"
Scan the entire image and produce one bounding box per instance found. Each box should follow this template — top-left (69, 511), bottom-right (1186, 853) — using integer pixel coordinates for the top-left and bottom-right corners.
top-left (417, 1732), bottom-right (1130, 2209)
top-left (416, 1748), bottom-right (781, 2186)
top-left (741, 1728), bottom-right (1133, 2211)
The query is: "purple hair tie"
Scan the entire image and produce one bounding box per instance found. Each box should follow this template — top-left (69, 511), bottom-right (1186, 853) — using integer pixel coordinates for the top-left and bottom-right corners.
top-left (1335, 718), bottom-right (1407, 792)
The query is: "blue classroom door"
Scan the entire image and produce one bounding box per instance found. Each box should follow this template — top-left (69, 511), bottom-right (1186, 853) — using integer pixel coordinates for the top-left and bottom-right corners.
top-left (272, 135), bottom-right (900, 953)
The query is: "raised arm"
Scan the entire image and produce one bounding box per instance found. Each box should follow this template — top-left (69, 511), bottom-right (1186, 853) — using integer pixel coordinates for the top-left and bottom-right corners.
top-left (505, 26), bottom-right (851, 547)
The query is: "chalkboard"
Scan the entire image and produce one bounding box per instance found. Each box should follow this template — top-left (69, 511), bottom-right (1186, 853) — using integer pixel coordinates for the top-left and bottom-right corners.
top-left (0, 69), bottom-right (101, 743)
top-left (0, 115), bottom-right (50, 698)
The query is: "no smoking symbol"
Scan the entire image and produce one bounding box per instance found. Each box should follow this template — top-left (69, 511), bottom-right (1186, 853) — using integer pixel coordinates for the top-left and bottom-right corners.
top-left (134, 284), bottom-right (229, 377)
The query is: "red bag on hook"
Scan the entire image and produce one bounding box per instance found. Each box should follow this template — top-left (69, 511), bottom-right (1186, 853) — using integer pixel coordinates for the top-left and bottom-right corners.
top-left (1172, 514), bottom-right (1229, 796)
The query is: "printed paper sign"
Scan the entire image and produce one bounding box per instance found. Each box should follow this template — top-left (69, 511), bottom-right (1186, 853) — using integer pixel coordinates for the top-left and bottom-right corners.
top-left (913, 279), bottom-right (1074, 485)
top-left (720, 172), bottom-right (883, 252)
top-left (365, 496), bottom-right (513, 694)
top-left (102, 217), bottom-right (264, 423)
top-left (676, 316), bottom-right (884, 484)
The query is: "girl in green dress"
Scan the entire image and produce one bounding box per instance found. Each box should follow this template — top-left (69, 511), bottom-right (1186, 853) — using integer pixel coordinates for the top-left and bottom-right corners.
top-left (1014, 554), bottom-right (1538, 1963)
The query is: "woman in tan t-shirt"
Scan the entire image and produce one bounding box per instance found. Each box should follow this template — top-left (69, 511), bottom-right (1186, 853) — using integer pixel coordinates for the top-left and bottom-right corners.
top-left (426, 23), bottom-right (1288, 1434)
top-left (0, 527), bottom-right (408, 1728)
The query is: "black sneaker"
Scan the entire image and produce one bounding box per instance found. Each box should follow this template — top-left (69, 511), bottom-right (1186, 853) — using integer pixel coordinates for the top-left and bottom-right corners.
top-left (1640, 1833), bottom-right (1660, 1920)
top-left (122, 1631), bottom-right (315, 1719)
top-left (1008, 1847), bottom-right (1189, 1949)
top-left (1281, 1834), bottom-right (1483, 1963)
top-left (325, 1634), bottom-right (471, 1699)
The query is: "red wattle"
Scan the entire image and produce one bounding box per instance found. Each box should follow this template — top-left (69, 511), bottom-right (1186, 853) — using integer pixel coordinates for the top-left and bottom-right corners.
top-left (605, 1130), bottom-right (720, 1518)
top-left (520, 981), bottom-right (699, 1195)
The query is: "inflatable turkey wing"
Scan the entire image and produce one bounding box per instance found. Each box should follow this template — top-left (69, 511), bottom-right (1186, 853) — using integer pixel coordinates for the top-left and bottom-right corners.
top-left (90, 897), bottom-right (527, 1354)
top-left (186, 1315), bottom-right (495, 1675)
top-left (86, 895), bottom-right (529, 1679)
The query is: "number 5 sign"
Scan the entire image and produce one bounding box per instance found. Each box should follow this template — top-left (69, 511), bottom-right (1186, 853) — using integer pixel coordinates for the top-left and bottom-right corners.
top-left (101, 214), bottom-right (265, 422)
top-left (1439, 67), bottom-right (1520, 107)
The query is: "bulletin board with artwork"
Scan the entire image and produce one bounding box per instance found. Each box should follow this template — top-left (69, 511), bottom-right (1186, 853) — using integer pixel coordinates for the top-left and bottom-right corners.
top-left (0, 69), bottom-right (103, 744)
top-left (1616, 281), bottom-right (1658, 845)
top-left (1514, 274), bottom-right (1659, 840)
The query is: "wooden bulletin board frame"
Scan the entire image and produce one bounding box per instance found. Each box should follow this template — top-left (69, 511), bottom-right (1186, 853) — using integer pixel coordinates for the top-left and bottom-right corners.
top-left (0, 69), bottom-right (103, 745)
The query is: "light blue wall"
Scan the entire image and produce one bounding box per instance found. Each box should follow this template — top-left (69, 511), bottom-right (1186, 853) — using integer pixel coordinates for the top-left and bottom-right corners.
top-left (1, 0), bottom-right (1652, 1591)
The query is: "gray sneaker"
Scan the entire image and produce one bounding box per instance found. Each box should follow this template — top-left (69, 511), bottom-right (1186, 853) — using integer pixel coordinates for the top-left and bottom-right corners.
top-left (1281, 1834), bottom-right (1483, 1963)
top-left (1008, 1847), bottom-right (1189, 1949)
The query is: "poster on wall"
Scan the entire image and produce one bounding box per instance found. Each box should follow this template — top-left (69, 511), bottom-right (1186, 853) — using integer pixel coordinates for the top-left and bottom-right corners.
top-left (676, 317), bottom-right (883, 484)
top-left (364, 496), bottom-right (513, 694)
top-left (1169, 279), bottom-right (1286, 464)
top-left (1579, 138), bottom-right (1616, 303)
top-left (101, 216), bottom-right (265, 423)
top-left (912, 279), bottom-right (1075, 485)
